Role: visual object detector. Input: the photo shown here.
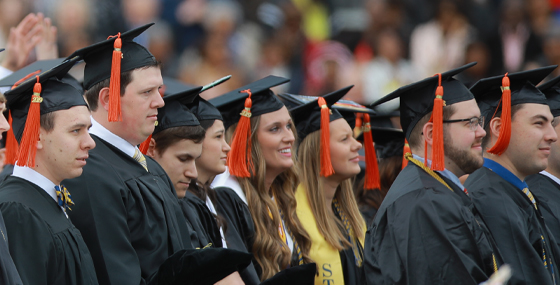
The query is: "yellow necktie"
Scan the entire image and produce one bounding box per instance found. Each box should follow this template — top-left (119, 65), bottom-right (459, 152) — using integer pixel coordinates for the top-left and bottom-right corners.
top-left (133, 149), bottom-right (148, 172)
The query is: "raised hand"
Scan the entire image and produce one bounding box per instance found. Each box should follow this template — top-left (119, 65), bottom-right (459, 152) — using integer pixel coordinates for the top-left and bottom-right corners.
top-left (1, 13), bottom-right (43, 71)
top-left (35, 16), bottom-right (59, 60)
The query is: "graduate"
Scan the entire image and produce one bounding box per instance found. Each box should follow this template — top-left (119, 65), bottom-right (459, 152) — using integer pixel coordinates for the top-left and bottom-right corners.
top-left (185, 89), bottom-right (264, 285)
top-left (287, 87), bottom-right (368, 285)
top-left (526, 75), bottom-right (560, 249)
top-left (363, 63), bottom-right (503, 284)
top-left (61, 24), bottom-right (248, 284)
top-left (210, 76), bottom-right (314, 281)
top-left (465, 66), bottom-right (560, 285)
top-left (0, 58), bottom-right (98, 284)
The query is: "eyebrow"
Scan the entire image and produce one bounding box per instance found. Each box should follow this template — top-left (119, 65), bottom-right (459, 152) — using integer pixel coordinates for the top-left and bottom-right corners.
top-left (264, 120), bottom-right (293, 128)
top-left (69, 123), bottom-right (90, 129)
top-left (532, 114), bottom-right (551, 122)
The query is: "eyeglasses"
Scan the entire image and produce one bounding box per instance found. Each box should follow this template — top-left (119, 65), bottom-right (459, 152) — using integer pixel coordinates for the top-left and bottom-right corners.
top-left (443, 116), bottom-right (484, 131)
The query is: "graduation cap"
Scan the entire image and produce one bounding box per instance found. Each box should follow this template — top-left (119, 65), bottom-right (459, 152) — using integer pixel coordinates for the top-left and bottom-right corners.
top-left (0, 58), bottom-right (65, 87)
top-left (357, 127), bottom-right (405, 159)
top-left (138, 85), bottom-right (203, 154)
top-left (157, 247), bottom-right (252, 285)
top-left (538, 75), bottom-right (560, 117)
top-left (68, 23), bottom-right (157, 122)
top-left (186, 77), bottom-right (233, 122)
top-left (371, 62), bottom-right (477, 171)
top-left (162, 76), bottom-right (196, 96)
top-left (4, 57), bottom-right (85, 168)
top-left (210, 75), bottom-right (289, 178)
top-left (470, 65), bottom-right (556, 155)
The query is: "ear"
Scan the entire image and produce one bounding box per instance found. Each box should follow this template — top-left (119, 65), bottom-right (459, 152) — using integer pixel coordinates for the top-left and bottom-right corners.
top-left (98, 87), bottom-right (111, 112)
top-left (37, 128), bottom-right (46, 150)
top-left (488, 116), bottom-right (502, 140)
top-left (422, 121), bottom-right (434, 147)
top-left (146, 138), bottom-right (157, 158)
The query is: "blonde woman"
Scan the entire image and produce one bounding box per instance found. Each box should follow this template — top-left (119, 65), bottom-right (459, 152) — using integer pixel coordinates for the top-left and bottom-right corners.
top-left (289, 87), bottom-right (367, 285)
top-left (210, 76), bottom-right (314, 282)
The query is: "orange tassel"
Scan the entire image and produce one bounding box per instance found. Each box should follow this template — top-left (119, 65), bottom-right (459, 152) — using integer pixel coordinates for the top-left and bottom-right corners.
top-left (108, 33), bottom-right (122, 122)
top-left (319, 97), bottom-right (334, 177)
top-left (16, 76), bottom-right (42, 168)
top-left (227, 89), bottom-right (254, 178)
top-left (487, 73), bottom-right (511, 155)
top-left (402, 139), bottom-right (410, 169)
top-left (4, 112), bottom-right (18, 165)
top-left (362, 114), bottom-right (380, 190)
top-left (431, 73), bottom-right (445, 171)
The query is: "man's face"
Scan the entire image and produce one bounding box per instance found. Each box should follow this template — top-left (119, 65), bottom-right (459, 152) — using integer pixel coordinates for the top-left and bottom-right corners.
top-left (37, 106), bottom-right (95, 184)
top-left (443, 99), bottom-right (486, 176)
top-left (115, 67), bottom-right (164, 145)
top-left (547, 116), bottom-right (560, 174)
top-left (505, 103), bottom-right (558, 177)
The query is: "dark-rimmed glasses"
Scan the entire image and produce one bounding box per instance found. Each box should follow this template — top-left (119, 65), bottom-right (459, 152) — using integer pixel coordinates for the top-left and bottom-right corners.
top-left (443, 116), bottom-right (484, 131)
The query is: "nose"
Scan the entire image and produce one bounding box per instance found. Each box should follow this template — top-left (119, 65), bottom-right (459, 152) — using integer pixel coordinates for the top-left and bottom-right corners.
top-left (223, 140), bottom-right (231, 153)
top-left (475, 123), bottom-right (486, 139)
top-left (153, 92), bottom-right (165, 109)
top-left (184, 161), bottom-right (198, 180)
top-left (83, 133), bottom-right (96, 150)
top-left (283, 127), bottom-right (295, 144)
top-left (546, 122), bottom-right (558, 143)
top-left (351, 137), bottom-right (362, 151)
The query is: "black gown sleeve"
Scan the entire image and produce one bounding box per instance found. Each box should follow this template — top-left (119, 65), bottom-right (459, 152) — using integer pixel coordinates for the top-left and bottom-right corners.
top-left (0, 202), bottom-right (58, 285)
top-left (0, 211), bottom-right (22, 285)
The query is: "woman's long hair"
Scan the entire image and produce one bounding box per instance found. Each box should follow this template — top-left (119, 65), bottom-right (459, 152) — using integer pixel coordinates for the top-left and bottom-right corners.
top-left (297, 130), bottom-right (365, 250)
top-left (227, 116), bottom-right (312, 281)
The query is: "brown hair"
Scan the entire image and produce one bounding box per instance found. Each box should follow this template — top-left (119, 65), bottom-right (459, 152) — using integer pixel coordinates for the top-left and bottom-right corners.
top-left (482, 104), bottom-right (524, 150)
top-left (408, 105), bottom-right (456, 149)
top-left (227, 116), bottom-right (312, 281)
top-left (355, 155), bottom-right (402, 210)
top-left (84, 62), bottom-right (161, 111)
top-left (298, 130), bottom-right (365, 250)
top-left (152, 125), bottom-right (206, 154)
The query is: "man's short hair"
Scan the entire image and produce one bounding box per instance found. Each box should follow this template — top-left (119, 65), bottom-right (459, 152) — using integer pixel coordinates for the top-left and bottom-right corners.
top-left (84, 62), bottom-right (161, 111)
top-left (40, 112), bottom-right (56, 132)
top-left (408, 105), bottom-right (456, 149)
top-left (152, 125), bottom-right (206, 154)
top-left (481, 104), bottom-right (525, 150)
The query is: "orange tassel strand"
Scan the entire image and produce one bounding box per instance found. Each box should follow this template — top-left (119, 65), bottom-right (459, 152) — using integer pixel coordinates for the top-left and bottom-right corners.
top-left (227, 89), bottom-right (254, 178)
top-left (139, 134), bottom-right (152, 155)
top-left (362, 114), bottom-right (380, 190)
top-left (431, 73), bottom-right (445, 171)
top-left (16, 76), bottom-right (42, 168)
top-left (402, 139), bottom-right (410, 169)
top-left (318, 97), bottom-right (334, 177)
top-left (3, 112), bottom-right (18, 165)
top-left (487, 73), bottom-right (511, 156)
top-left (108, 33), bottom-right (122, 122)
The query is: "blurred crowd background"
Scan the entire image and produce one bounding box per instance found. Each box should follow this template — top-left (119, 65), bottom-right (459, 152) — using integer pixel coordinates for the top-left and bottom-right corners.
top-left (5, 0), bottom-right (560, 113)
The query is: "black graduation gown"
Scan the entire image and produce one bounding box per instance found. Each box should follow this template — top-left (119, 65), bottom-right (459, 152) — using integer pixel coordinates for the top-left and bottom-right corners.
top-left (527, 173), bottom-right (560, 249)
top-left (0, 176), bottom-right (98, 285)
top-left (62, 135), bottom-right (192, 285)
top-left (180, 191), bottom-right (223, 248)
top-left (214, 187), bottom-right (261, 285)
top-left (0, 164), bottom-right (13, 183)
top-left (364, 163), bottom-right (501, 285)
top-left (465, 166), bottom-right (560, 285)
top-left (0, 204), bottom-right (23, 285)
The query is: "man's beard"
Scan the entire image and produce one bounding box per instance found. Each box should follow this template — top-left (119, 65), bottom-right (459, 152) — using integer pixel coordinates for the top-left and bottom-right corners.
top-left (443, 132), bottom-right (484, 174)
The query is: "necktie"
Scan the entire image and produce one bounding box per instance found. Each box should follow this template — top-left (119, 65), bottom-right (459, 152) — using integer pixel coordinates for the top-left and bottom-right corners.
top-left (55, 185), bottom-right (74, 211)
top-left (522, 187), bottom-right (537, 210)
top-left (133, 149), bottom-right (148, 172)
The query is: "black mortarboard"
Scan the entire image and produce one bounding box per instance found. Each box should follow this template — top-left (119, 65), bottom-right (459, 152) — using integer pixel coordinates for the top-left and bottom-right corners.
top-left (470, 65), bottom-right (556, 128)
top-left (539, 75), bottom-right (560, 117)
top-left (68, 23), bottom-right (157, 90)
top-left (371, 63), bottom-right (476, 141)
top-left (287, 86), bottom-right (353, 141)
top-left (209, 75), bottom-right (289, 129)
top-left (0, 58), bottom-right (65, 87)
top-left (153, 85), bottom-right (203, 135)
top-left (68, 23), bottom-right (157, 122)
top-left (162, 76), bottom-right (196, 96)
top-left (157, 248), bottom-right (252, 285)
top-left (185, 76), bottom-right (232, 122)
top-left (5, 57), bottom-right (86, 167)
top-left (260, 263), bottom-right (317, 285)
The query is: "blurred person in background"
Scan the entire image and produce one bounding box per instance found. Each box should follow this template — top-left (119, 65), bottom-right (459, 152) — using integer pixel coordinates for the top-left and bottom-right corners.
top-left (53, 0), bottom-right (92, 57)
top-left (410, 0), bottom-right (476, 78)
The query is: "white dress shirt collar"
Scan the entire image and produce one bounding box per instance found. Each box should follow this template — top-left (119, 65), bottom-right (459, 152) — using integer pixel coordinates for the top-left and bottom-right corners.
top-left (12, 165), bottom-right (57, 203)
top-left (540, 170), bottom-right (560, 186)
top-left (89, 116), bottom-right (137, 158)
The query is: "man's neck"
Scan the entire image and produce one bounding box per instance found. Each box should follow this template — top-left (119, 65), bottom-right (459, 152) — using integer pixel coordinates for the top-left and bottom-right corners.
top-left (484, 153), bottom-right (526, 181)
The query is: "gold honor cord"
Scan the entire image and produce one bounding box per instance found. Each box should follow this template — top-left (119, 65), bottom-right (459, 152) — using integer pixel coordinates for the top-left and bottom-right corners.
top-left (405, 153), bottom-right (498, 272)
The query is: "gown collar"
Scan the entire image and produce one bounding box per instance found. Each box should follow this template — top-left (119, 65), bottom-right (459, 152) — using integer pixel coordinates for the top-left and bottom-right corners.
top-left (483, 158), bottom-right (528, 190)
